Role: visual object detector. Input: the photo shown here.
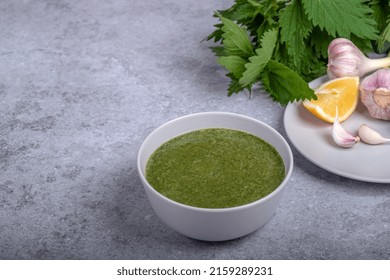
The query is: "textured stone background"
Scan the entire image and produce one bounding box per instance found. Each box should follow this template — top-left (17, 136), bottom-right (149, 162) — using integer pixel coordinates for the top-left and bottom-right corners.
top-left (0, 0), bottom-right (389, 260)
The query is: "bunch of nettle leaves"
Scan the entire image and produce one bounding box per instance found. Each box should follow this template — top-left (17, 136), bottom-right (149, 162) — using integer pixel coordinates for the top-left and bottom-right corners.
top-left (206, 0), bottom-right (390, 105)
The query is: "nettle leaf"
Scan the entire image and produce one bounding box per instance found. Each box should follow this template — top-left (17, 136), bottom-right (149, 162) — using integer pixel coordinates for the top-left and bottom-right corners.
top-left (350, 34), bottom-right (374, 54)
top-left (302, 0), bottom-right (379, 40)
top-left (261, 60), bottom-right (315, 105)
top-left (210, 46), bottom-right (228, 57)
top-left (220, 17), bottom-right (254, 57)
top-left (378, 21), bottom-right (390, 52)
top-left (247, 0), bottom-right (262, 8)
top-left (310, 27), bottom-right (333, 59)
top-left (227, 78), bottom-right (244, 96)
top-left (239, 28), bottom-right (278, 87)
top-left (370, 0), bottom-right (390, 32)
top-left (205, 23), bottom-right (224, 42)
top-left (371, 0), bottom-right (390, 52)
top-left (280, 0), bottom-right (312, 66)
top-left (230, 2), bottom-right (261, 22)
top-left (217, 56), bottom-right (247, 79)
top-left (217, 0), bottom-right (252, 20)
top-left (225, 73), bottom-right (245, 96)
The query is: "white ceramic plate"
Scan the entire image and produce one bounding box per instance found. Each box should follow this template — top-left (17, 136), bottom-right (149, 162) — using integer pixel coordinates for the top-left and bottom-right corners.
top-left (284, 76), bottom-right (390, 183)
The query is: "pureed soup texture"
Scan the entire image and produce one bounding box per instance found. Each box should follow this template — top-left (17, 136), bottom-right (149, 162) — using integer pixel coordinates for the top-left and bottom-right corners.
top-left (146, 128), bottom-right (285, 208)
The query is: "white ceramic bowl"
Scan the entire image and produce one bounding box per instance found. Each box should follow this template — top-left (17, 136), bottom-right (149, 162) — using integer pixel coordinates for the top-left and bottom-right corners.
top-left (137, 112), bottom-right (293, 241)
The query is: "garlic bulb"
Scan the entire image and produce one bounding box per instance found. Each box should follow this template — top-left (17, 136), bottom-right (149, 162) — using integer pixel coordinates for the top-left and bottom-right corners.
top-left (327, 38), bottom-right (390, 79)
top-left (332, 110), bottom-right (360, 148)
top-left (358, 124), bottom-right (390, 145)
top-left (360, 68), bottom-right (390, 120)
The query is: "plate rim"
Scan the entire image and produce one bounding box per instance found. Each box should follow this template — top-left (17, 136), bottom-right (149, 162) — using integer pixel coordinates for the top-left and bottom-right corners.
top-left (283, 76), bottom-right (390, 184)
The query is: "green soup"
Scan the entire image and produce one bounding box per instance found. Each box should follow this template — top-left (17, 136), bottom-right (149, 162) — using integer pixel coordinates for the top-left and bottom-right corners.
top-left (146, 128), bottom-right (285, 208)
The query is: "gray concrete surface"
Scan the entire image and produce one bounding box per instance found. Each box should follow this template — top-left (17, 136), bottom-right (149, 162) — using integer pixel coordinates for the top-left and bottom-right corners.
top-left (0, 0), bottom-right (389, 260)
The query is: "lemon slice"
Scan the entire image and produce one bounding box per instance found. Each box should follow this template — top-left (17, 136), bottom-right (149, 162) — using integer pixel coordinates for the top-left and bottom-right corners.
top-left (303, 76), bottom-right (360, 123)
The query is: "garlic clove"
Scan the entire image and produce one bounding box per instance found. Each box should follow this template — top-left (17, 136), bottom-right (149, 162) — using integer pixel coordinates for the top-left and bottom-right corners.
top-left (358, 124), bottom-right (390, 145)
top-left (360, 69), bottom-right (390, 121)
top-left (332, 109), bottom-right (360, 148)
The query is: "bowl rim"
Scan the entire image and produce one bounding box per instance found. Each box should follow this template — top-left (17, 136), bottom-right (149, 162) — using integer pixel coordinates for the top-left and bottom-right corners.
top-left (137, 111), bottom-right (294, 213)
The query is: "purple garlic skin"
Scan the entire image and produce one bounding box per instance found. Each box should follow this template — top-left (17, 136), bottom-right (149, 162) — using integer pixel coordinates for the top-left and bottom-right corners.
top-left (327, 38), bottom-right (390, 79)
top-left (360, 68), bottom-right (390, 121)
top-left (327, 38), bottom-right (366, 79)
